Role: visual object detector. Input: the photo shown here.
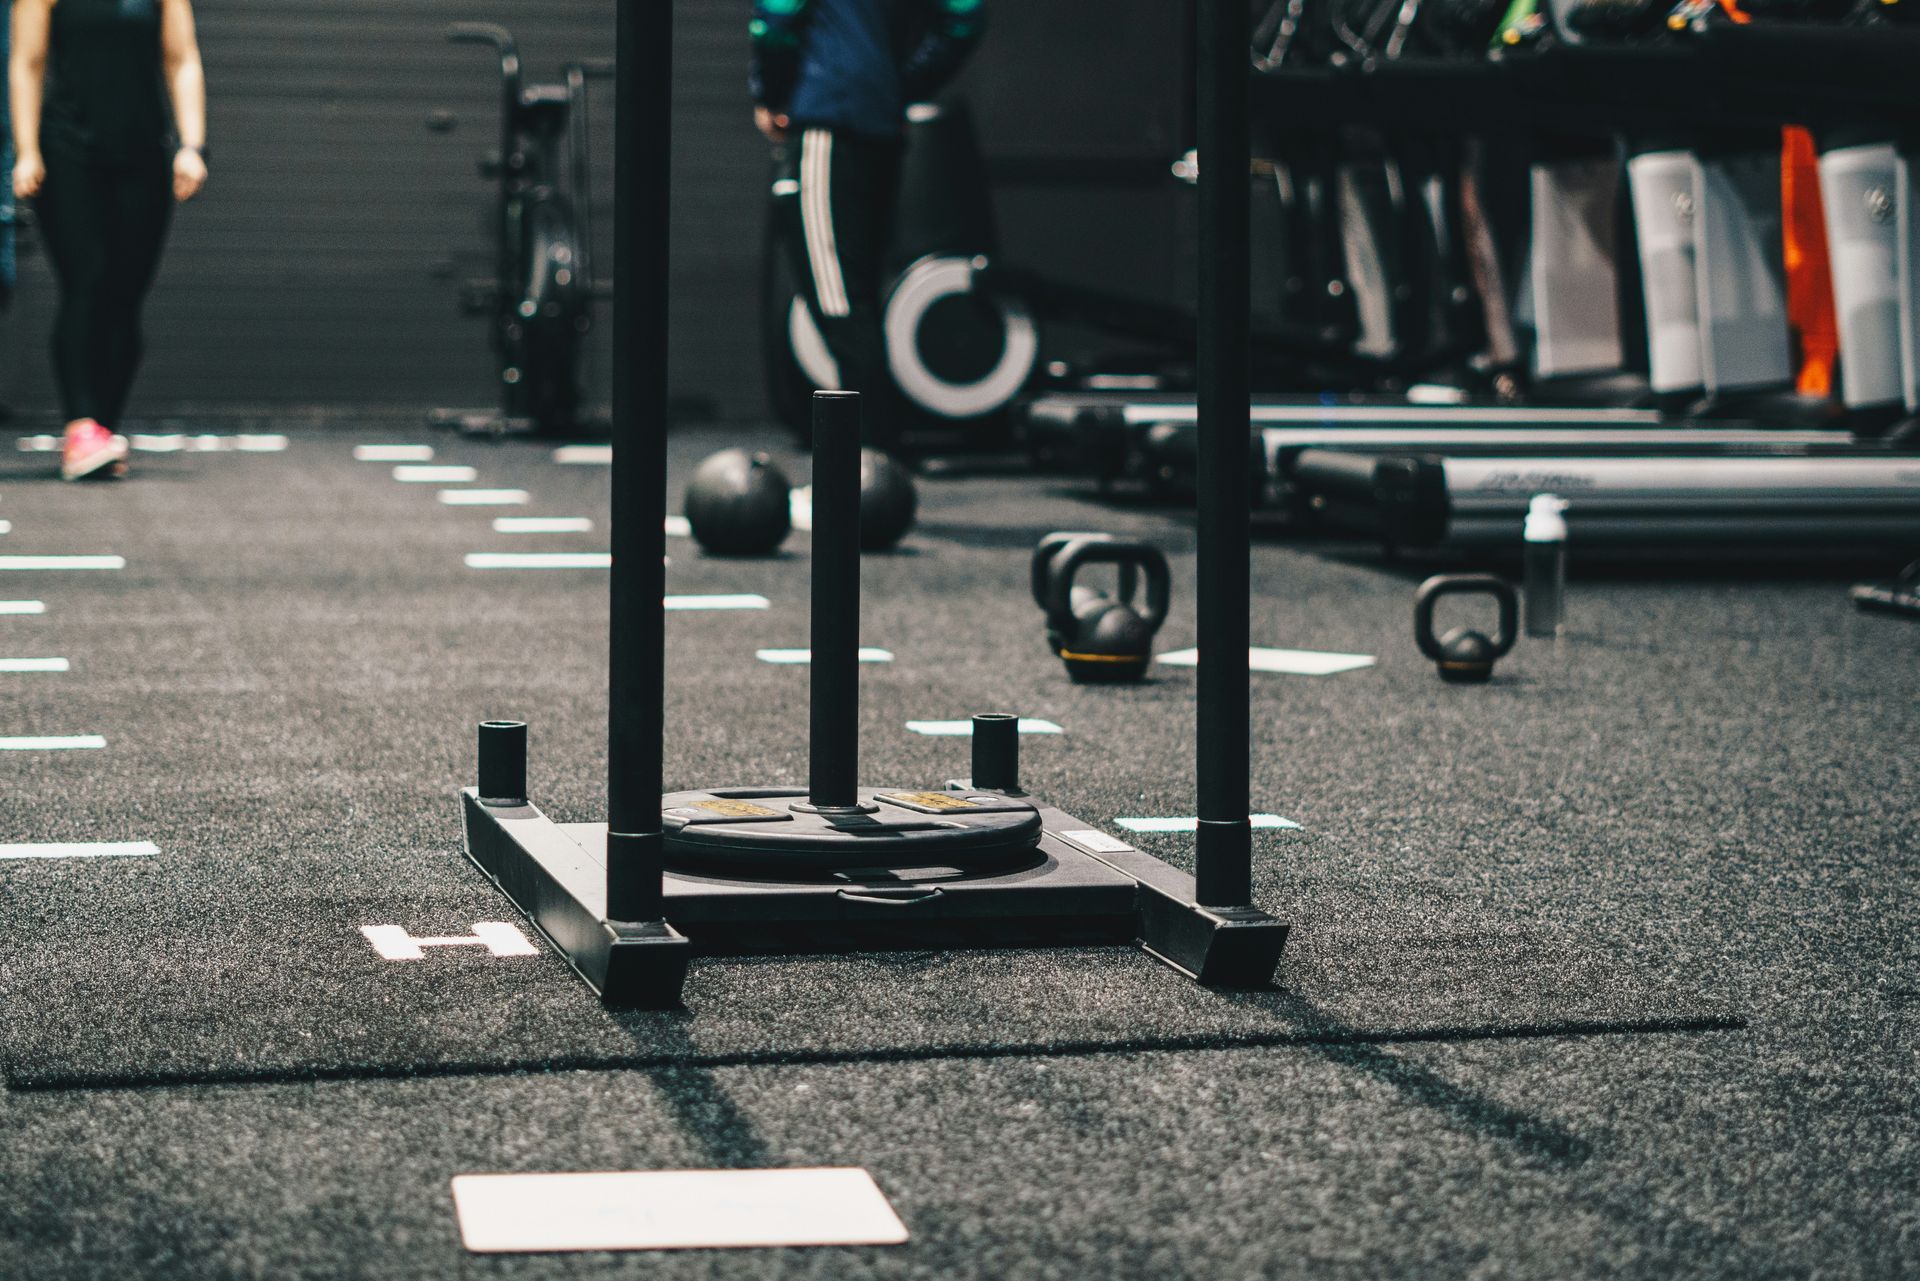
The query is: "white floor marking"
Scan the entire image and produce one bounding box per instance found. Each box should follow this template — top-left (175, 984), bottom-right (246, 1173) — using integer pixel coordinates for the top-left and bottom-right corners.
top-left (552, 444), bottom-right (613, 465)
top-left (757, 647), bottom-right (893, 664)
top-left (790, 486), bottom-right (813, 532)
top-left (19, 432), bottom-right (286, 453)
top-left (0, 735), bottom-right (106, 750)
top-left (0, 521), bottom-right (11, 534)
top-left (906, 718), bottom-right (1062, 736)
top-left (355, 444), bottom-right (434, 462)
top-left (439, 489), bottom-right (531, 506)
top-left (117, 434), bottom-right (293, 453)
top-left (460, 554), bottom-right (764, 601)
top-left (395, 464), bottom-right (478, 483)
top-left (465, 552), bottom-right (612, 569)
top-left (1156, 647), bottom-right (1376, 676)
top-left (665, 594), bottom-right (770, 611)
top-left (0, 657), bottom-right (69, 672)
top-left (0, 600), bottom-right (47, 614)
top-left (492, 517), bottom-right (594, 533)
top-left (0, 555), bottom-right (125, 571)
top-left (664, 515), bottom-right (692, 538)
top-left (360, 921), bottom-right (538, 961)
top-left (0, 841), bottom-right (157, 860)
top-left (1113, 814), bottom-right (1300, 833)
top-left (451, 1168), bottom-right (909, 1254)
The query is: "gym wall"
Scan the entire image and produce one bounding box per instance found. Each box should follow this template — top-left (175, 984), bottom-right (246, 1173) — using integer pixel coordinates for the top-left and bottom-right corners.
top-left (0, 0), bottom-right (1187, 424)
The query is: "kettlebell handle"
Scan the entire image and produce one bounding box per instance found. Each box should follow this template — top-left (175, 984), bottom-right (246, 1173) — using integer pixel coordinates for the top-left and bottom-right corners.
top-left (1046, 539), bottom-right (1171, 639)
top-left (1413, 574), bottom-right (1517, 662)
top-left (1030, 532), bottom-right (1138, 613)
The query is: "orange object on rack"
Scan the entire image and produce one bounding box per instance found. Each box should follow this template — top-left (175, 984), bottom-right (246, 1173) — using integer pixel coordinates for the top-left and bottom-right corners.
top-left (1717, 1), bottom-right (1836, 395)
top-left (1781, 127), bottom-right (1838, 397)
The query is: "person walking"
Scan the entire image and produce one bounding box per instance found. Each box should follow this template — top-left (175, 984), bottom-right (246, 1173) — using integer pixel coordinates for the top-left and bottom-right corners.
top-left (10, 0), bottom-right (207, 481)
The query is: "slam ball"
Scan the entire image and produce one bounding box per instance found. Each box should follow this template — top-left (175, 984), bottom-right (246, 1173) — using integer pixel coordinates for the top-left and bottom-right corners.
top-left (859, 448), bottom-right (918, 550)
top-left (684, 448), bottom-right (792, 555)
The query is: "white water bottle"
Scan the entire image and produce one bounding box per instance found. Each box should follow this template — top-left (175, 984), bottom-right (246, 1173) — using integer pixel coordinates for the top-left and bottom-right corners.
top-left (1523, 494), bottom-right (1569, 640)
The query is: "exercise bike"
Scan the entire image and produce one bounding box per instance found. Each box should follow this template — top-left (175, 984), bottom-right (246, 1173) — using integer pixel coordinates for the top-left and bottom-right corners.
top-left (429, 25), bottom-right (611, 438)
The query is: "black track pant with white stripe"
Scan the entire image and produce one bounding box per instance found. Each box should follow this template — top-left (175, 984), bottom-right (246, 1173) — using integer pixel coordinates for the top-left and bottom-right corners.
top-left (777, 126), bottom-right (904, 447)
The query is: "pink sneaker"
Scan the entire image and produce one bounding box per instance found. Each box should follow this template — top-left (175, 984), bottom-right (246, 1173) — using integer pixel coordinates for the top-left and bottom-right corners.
top-left (60, 419), bottom-right (128, 482)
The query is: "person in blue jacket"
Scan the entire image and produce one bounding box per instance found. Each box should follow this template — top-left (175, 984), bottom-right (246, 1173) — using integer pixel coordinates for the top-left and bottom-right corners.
top-left (751, 0), bottom-right (984, 448)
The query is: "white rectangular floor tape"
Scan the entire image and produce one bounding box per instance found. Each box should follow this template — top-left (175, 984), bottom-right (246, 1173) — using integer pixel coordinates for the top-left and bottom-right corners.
top-left (394, 465), bottom-right (477, 483)
top-left (0, 842), bottom-right (157, 860)
top-left (757, 648), bottom-right (893, 664)
top-left (439, 489), bottom-right (531, 506)
top-left (451, 1168), bottom-right (908, 1254)
top-left (905, 718), bottom-right (1062, 736)
top-left (492, 517), bottom-right (594, 533)
top-left (0, 556), bottom-right (125, 571)
top-left (0, 736), bottom-right (106, 750)
top-left (465, 553), bottom-right (613, 569)
top-left (664, 594), bottom-right (770, 611)
top-left (1157, 647), bottom-right (1375, 676)
top-left (1114, 814), bottom-right (1300, 833)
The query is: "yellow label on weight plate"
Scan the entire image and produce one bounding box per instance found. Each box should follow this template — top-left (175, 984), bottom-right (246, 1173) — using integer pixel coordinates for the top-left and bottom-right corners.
top-left (693, 798), bottom-right (785, 819)
top-left (882, 792), bottom-right (979, 811)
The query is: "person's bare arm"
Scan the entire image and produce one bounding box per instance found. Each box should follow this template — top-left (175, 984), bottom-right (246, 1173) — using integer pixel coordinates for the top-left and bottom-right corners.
top-left (11, 0), bottom-right (52, 199)
top-left (160, 0), bottom-right (206, 201)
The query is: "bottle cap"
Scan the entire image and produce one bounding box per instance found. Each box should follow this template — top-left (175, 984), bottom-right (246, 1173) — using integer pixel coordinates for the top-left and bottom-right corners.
top-left (1524, 493), bottom-right (1569, 543)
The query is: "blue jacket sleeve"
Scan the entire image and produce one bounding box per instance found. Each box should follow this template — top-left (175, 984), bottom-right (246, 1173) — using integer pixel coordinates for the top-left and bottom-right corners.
top-left (899, 0), bottom-right (986, 104)
top-left (749, 0), bottom-right (813, 111)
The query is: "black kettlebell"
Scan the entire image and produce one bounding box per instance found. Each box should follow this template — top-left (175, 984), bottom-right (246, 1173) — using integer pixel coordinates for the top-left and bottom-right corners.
top-left (1031, 532), bottom-right (1171, 683)
top-left (1414, 574), bottom-right (1518, 684)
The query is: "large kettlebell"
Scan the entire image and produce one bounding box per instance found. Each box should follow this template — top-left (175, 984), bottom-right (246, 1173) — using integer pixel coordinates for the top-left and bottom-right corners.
top-left (1414, 574), bottom-right (1518, 684)
top-left (1031, 532), bottom-right (1171, 683)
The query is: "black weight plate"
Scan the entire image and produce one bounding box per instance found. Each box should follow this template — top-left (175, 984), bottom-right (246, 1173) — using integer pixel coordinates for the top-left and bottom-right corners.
top-left (661, 786), bottom-right (1044, 874)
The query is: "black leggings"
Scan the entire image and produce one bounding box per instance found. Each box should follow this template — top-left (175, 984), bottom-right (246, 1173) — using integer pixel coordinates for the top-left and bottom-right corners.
top-left (35, 151), bottom-right (172, 427)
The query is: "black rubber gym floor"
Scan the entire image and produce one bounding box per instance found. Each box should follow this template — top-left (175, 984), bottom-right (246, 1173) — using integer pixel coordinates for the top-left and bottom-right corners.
top-left (1, 421), bottom-right (1914, 1278)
